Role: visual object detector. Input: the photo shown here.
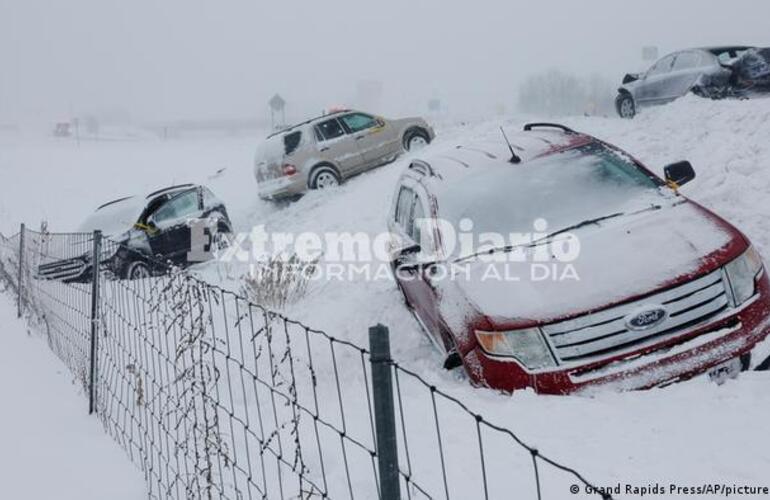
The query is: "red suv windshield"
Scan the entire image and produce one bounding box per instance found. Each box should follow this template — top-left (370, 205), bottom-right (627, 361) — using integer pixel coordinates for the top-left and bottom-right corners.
top-left (440, 143), bottom-right (666, 243)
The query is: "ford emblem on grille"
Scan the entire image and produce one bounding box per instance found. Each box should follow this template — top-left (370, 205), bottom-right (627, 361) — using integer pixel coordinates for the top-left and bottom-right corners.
top-left (625, 306), bottom-right (668, 331)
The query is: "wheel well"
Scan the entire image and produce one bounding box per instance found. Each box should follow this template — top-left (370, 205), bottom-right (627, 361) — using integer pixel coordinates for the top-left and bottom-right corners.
top-left (308, 162), bottom-right (341, 188)
top-left (403, 126), bottom-right (429, 148)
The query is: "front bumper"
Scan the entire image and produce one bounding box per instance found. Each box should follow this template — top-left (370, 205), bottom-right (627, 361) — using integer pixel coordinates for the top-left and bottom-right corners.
top-left (466, 273), bottom-right (770, 395)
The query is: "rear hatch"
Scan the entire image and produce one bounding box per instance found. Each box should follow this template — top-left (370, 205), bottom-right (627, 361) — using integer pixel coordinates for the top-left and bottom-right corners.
top-left (255, 130), bottom-right (303, 182)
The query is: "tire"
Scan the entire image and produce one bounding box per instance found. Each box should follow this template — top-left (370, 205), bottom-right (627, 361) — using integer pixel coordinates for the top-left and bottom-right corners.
top-left (211, 221), bottom-right (232, 254)
top-left (124, 260), bottom-right (151, 280)
top-left (616, 93), bottom-right (636, 119)
top-left (404, 128), bottom-right (431, 151)
top-left (309, 165), bottom-right (341, 190)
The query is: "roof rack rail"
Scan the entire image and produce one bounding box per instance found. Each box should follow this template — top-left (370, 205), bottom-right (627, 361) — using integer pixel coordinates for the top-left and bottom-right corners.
top-left (266, 109), bottom-right (351, 139)
top-left (97, 196), bottom-right (134, 211)
top-left (523, 122), bottom-right (576, 134)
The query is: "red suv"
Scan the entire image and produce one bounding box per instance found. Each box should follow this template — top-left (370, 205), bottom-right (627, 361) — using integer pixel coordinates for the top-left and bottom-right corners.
top-left (389, 123), bottom-right (770, 394)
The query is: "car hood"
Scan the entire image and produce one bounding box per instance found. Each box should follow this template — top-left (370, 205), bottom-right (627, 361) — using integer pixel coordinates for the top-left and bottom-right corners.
top-left (78, 196), bottom-right (144, 237)
top-left (448, 200), bottom-right (741, 326)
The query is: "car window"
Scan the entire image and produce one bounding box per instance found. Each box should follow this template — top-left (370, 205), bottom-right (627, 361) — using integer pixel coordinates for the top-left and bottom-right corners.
top-left (201, 187), bottom-right (218, 208)
top-left (340, 113), bottom-right (377, 134)
top-left (648, 55), bottom-right (675, 76)
top-left (150, 191), bottom-right (200, 225)
top-left (395, 186), bottom-right (415, 231)
top-left (672, 52), bottom-right (700, 70)
top-left (316, 119), bottom-right (346, 141)
top-left (283, 131), bottom-right (302, 155)
top-left (411, 197), bottom-right (426, 245)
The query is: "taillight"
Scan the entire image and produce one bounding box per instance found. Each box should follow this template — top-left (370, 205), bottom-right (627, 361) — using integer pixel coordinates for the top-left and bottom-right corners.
top-left (282, 164), bottom-right (297, 176)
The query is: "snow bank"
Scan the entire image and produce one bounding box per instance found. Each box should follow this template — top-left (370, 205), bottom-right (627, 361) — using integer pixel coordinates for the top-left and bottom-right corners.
top-left (0, 295), bottom-right (143, 499)
top-left (2, 95), bottom-right (770, 496)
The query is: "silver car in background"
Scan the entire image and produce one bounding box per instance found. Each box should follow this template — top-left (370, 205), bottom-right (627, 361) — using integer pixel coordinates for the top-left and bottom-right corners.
top-left (616, 46), bottom-right (770, 118)
top-left (255, 109), bottom-right (435, 200)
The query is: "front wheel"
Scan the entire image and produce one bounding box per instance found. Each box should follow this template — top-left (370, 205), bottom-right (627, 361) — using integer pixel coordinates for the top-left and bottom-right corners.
top-left (616, 94), bottom-right (636, 119)
top-left (124, 260), bottom-right (151, 280)
top-left (404, 129), bottom-right (431, 151)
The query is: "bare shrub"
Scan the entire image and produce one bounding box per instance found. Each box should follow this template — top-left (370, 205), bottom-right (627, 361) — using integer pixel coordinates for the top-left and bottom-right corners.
top-left (241, 254), bottom-right (318, 309)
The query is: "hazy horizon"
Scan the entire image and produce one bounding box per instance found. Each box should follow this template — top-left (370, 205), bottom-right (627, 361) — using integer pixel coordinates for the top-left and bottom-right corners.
top-left (2, 0), bottom-right (768, 125)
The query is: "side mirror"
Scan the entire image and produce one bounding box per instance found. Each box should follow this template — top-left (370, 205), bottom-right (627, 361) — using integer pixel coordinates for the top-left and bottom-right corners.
top-left (622, 73), bottom-right (641, 84)
top-left (394, 243), bottom-right (427, 272)
top-left (664, 161), bottom-right (696, 188)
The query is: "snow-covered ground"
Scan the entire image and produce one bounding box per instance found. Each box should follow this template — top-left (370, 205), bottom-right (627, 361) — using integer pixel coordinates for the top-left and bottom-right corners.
top-left (0, 293), bottom-right (144, 499)
top-left (2, 96), bottom-right (770, 497)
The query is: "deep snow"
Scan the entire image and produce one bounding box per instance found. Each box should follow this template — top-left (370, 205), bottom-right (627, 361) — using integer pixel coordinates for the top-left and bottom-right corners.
top-left (0, 292), bottom-right (144, 498)
top-left (1, 96), bottom-right (770, 497)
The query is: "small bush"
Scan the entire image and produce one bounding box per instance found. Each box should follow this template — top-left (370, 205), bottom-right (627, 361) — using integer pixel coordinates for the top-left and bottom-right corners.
top-left (241, 254), bottom-right (318, 309)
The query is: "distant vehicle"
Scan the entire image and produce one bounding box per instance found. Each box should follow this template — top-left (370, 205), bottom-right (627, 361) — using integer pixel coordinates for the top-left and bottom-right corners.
top-left (37, 184), bottom-right (232, 282)
top-left (53, 122), bottom-right (72, 137)
top-left (616, 46), bottom-right (770, 118)
top-left (389, 122), bottom-right (770, 394)
top-left (254, 110), bottom-right (435, 200)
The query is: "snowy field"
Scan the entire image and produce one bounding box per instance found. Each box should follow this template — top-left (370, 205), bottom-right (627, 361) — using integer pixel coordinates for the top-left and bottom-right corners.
top-left (2, 96), bottom-right (770, 497)
top-left (0, 292), bottom-right (144, 498)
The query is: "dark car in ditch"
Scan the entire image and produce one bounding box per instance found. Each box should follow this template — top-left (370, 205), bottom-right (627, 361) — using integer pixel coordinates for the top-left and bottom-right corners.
top-left (616, 46), bottom-right (770, 118)
top-left (36, 184), bottom-right (232, 282)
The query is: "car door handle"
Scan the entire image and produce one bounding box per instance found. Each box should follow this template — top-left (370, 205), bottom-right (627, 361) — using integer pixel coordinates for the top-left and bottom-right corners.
top-left (355, 135), bottom-right (365, 141)
top-left (320, 146), bottom-right (329, 152)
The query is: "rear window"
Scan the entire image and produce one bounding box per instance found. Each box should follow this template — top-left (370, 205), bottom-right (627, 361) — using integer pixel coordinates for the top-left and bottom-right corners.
top-left (283, 131), bottom-right (302, 156)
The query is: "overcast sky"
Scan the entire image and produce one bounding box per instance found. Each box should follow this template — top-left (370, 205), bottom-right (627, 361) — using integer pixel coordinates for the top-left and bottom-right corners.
top-left (1, 0), bottom-right (768, 124)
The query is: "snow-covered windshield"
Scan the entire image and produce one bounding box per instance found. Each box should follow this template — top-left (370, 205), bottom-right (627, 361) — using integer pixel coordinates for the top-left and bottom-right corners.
top-left (78, 196), bottom-right (144, 236)
top-left (440, 143), bottom-right (666, 249)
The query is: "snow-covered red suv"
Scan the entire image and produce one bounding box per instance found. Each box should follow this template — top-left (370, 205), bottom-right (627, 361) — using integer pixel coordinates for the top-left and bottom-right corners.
top-left (389, 123), bottom-right (770, 394)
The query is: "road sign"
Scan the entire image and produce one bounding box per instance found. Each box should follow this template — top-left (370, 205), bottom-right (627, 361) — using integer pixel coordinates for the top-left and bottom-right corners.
top-left (269, 94), bottom-right (286, 112)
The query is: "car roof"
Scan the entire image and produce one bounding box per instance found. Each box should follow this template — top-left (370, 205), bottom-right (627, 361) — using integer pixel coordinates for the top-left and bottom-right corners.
top-left (404, 123), bottom-right (596, 190)
top-left (266, 109), bottom-right (353, 139)
top-left (145, 183), bottom-right (197, 200)
top-left (93, 184), bottom-right (197, 214)
top-left (701, 46), bottom-right (754, 55)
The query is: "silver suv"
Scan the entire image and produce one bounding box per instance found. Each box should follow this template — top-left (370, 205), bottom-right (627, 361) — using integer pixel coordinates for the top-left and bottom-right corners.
top-left (255, 110), bottom-right (435, 199)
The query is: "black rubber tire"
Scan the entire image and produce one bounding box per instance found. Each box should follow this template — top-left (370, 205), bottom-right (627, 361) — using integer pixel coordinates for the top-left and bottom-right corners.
top-left (309, 165), bottom-right (341, 190)
top-left (124, 260), bottom-right (151, 280)
top-left (616, 93), bottom-right (636, 119)
top-left (403, 128), bottom-right (431, 151)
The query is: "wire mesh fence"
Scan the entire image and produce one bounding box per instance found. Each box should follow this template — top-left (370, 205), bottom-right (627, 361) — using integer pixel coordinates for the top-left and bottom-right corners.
top-left (0, 226), bottom-right (612, 500)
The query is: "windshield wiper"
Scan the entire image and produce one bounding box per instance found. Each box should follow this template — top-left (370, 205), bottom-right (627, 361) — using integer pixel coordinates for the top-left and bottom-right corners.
top-left (531, 204), bottom-right (664, 247)
top-left (453, 204), bottom-right (663, 264)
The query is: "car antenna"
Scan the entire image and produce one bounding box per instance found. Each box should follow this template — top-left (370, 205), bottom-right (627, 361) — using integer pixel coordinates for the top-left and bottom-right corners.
top-left (500, 127), bottom-right (522, 164)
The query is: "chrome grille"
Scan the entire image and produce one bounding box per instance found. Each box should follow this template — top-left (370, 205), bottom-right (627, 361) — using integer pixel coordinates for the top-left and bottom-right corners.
top-left (542, 269), bottom-right (731, 363)
top-left (37, 257), bottom-right (88, 281)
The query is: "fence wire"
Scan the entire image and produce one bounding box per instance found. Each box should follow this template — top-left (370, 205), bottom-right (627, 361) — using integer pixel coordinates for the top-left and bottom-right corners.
top-left (0, 227), bottom-right (611, 500)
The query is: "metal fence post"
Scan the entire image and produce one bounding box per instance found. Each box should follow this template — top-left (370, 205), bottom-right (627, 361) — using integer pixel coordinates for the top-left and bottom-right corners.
top-left (89, 230), bottom-right (102, 415)
top-left (369, 324), bottom-right (402, 500)
top-left (16, 223), bottom-right (25, 318)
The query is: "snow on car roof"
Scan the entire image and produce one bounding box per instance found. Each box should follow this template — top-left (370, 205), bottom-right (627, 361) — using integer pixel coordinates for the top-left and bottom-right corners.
top-left (80, 184), bottom-right (198, 235)
top-left (411, 127), bottom-right (594, 187)
top-left (79, 195), bottom-right (146, 235)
